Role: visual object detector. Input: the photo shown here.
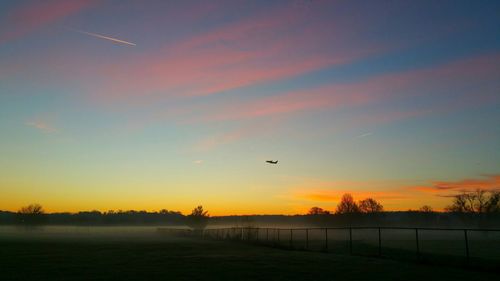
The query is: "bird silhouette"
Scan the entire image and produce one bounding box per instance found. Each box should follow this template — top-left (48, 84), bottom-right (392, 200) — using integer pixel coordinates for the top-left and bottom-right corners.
top-left (266, 160), bottom-right (278, 164)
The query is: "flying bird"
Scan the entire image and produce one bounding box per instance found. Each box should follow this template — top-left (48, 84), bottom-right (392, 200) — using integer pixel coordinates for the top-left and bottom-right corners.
top-left (68, 28), bottom-right (136, 46)
top-left (266, 160), bottom-right (278, 164)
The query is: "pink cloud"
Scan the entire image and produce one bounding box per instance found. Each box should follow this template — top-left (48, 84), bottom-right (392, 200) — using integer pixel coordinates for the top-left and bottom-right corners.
top-left (411, 174), bottom-right (500, 194)
top-left (0, 0), bottom-right (95, 44)
top-left (95, 3), bottom-right (380, 102)
top-left (185, 52), bottom-right (499, 149)
top-left (25, 119), bottom-right (57, 133)
top-left (296, 190), bottom-right (409, 202)
top-left (288, 174), bottom-right (500, 211)
top-left (288, 179), bottom-right (412, 205)
top-left (193, 117), bottom-right (283, 151)
top-left (206, 52), bottom-right (500, 122)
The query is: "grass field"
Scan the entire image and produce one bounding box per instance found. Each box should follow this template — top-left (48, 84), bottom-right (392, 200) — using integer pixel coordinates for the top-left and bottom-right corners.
top-left (204, 227), bottom-right (500, 267)
top-left (1, 234), bottom-right (499, 281)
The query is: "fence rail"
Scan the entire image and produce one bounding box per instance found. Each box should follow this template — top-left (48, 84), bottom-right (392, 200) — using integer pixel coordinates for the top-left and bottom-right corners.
top-left (195, 226), bottom-right (500, 265)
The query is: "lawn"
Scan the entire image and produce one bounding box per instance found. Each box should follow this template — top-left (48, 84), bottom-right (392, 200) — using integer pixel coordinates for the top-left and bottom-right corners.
top-left (1, 235), bottom-right (498, 281)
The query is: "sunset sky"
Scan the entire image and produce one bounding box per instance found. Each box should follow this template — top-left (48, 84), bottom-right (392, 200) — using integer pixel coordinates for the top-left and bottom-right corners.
top-left (1, 0), bottom-right (499, 215)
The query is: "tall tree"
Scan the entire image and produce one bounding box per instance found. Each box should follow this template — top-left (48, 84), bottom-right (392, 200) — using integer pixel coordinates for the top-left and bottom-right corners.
top-left (186, 205), bottom-right (210, 232)
top-left (358, 198), bottom-right (383, 213)
top-left (336, 194), bottom-right (360, 214)
top-left (445, 189), bottom-right (499, 213)
top-left (485, 191), bottom-right (500, 213)
top-left (17, 203), bottom-right (46, 224)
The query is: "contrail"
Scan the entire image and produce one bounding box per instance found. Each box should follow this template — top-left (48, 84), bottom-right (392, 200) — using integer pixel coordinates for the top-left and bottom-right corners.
top-left (68, 28), bottom-right (136, 46)
top-left (356, 132), bottom-right (373, 138)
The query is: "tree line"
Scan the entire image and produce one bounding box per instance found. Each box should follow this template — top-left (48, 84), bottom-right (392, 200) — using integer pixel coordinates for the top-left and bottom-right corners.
top-left (2, 189), bottom-right (499, 228)
top-left (1, 205), bottom-right (185, 225)
top-left (307, 189), bottom-right (500, 215)
top-left (0, 204), bottom-right (211, 230)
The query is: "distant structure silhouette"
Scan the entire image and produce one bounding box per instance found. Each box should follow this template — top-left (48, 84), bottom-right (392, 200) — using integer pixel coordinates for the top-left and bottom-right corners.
top-left (266, 160), bottom-right (278, 164)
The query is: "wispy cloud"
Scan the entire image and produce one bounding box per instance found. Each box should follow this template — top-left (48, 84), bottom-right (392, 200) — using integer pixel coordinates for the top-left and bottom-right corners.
top-left (411, 174), bottom-right (500, 194)
top-left (296, 190), bottom-right (409, 202)
top-left (193, 160), bottom-right (203, 164)
top-left (356, 132), bottom-right (373, 138)
top-left (160, 52), bottom-right (500, 151)
top-left (93, 2), bottom-right (381, 101)
top-left (284, 177), bottom-right (412, 202)
top-left (25, 119), bottom-right (57, 133)
top-left (0, 0), bottom-right (96, 44)
top-left (192, 117), bottom-right (283, 151)
top-left (203, 52), bottom-right (500, 122)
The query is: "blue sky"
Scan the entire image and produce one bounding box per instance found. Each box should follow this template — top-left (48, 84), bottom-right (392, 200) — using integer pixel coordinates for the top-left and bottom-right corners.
top-left (0, 0), bottom-right (499, 214)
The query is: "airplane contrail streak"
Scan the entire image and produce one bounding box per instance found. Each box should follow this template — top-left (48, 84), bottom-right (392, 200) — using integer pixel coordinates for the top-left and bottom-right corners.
top-left (356, 132), bottom-right (373, 138)
top-left (69, 28), bottom-right (136, 46)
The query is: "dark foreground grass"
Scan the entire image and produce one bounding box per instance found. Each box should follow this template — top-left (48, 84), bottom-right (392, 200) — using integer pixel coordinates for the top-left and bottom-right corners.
top-left (1, 237), bottom-right (498, 281)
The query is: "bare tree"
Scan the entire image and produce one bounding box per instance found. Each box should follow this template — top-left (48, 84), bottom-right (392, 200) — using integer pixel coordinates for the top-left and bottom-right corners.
top-left (445, 193), bottom-right (472, 212)
top-left (418, 205), bottom-right (433, 212)
top-left (474, 189), bottom-right (488, 213)
top-left (358, 198), bottom-right (383, 213)
top-left (308, 207), bottom-right (331, 215)
top-left (445, 189), bottom-right (500, 213)
top-left (485, 191), bottom-right (500, 213)
top-left (186, 205), bottom-right (210, 232)
top-left (17, 204), bottom-right (46, 224)
top-left (336, 194), bottom-right (360, 214)
top-left (19, 204), bottom-right (44, 215)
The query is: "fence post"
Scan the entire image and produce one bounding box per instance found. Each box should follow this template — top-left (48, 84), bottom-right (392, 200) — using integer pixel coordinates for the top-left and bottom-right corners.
top-left (415, 228), bottom-right (420, 260)
top-left (464, 229), bottom-right (470, 263)
top-left (306, 229), bottom-right (309, 250)
top-left (290, 229), bottom-right (293, 248)
top-left (266, 228), bottom-right (269, 242)
top-left (349, 228), bottom-right (353, 255)
top-left (277, 228), bottom-right (280, 243)
top-left (325, 228), bottom-right (328, 252)
top-left (378, 227), bottom-right (382, 257)
top-left (240, 228), bottom-right (243, 241)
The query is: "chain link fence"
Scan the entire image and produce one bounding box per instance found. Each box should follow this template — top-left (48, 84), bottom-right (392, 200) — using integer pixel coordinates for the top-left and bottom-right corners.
top-left (198, 226), bottom-right (500, 267)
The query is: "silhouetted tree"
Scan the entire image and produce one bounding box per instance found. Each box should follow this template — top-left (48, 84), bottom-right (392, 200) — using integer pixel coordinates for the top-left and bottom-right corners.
top-left (419, 205), bottom-right (433, 212)
top-left (336, 194), bottom-right (360, 214)
top-left (358, 198), bottom-right (383, 213)
top-left (445, 193), bottom-right (472, 213)
top-left (186, 205), bottom-right (210, 232)
top-left (485, 191), bottom-right (500, 213)
top-left (475, 189), bottom-right (488, 213)
top-left (19, 204), bottom-right (44, 215)
top-left (445, 189), bottom-right (499, 213)
top-left (17, 204), bottom-right (46, 224)
top-left (308, 207), bottom-right (330, 215)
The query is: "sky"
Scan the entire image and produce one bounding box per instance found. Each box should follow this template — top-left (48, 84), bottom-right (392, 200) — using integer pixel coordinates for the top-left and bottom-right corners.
top-left (0, 0), bottom-right (499, 215)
